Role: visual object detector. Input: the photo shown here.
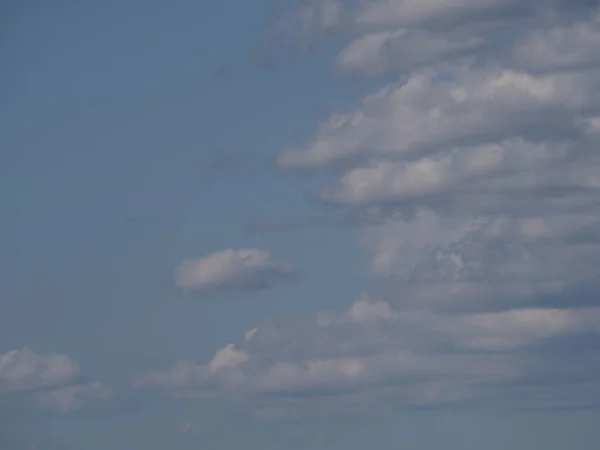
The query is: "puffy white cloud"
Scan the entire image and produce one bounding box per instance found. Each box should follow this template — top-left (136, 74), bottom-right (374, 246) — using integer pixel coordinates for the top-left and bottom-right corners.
top-left (174, 249), bottom-right (296, 294)
top-left (0, 348), bottom-right (80, 395)
top-left (33, 382), bottom-right (112, 414)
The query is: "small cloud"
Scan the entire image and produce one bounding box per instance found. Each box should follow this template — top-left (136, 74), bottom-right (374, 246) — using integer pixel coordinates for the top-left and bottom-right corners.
top-left (244, 328), bottom-right (259, 341)
top-left (174, 249), bottom-right (296, 295)
top-left (0, 348), bottom-right (81, 396)
top-left (208, 344), bottom-right (249, 374)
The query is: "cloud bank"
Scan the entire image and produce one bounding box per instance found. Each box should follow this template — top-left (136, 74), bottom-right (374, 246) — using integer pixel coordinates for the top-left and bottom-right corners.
top-left (138, 0), bottom-right (600, 412)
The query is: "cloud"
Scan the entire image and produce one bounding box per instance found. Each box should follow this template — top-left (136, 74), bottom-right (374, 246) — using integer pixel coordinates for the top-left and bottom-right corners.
top-left (134, 296), bottom-right (600, 405)
top-left (0, 348), bottom-right (114, 415)
top-left (245, 218), bottom-right (305, 233)
top-left (364, 210), bottom-right (600, 314)
top-left (174, 249), bottom-right (296, 294)
top-left (269, 0), bottom-right (595, 41)
top-left (335, 26), bottom-right (487, 77)
top-left (334, 10), bottom-right (600, 78)
top-left (140, 0), bottom-right (600, 412)
top-left (0, 348), bottom-right (80, 395)
top-left (33, 382), bottom-right (112, 414)
top-left (510, 11), bottom-right (600, 74)
top-left (278, 67), bottom-right (599, 170)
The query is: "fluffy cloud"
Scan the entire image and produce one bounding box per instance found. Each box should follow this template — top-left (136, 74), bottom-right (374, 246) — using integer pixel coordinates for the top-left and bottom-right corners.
top-left (174, 249), bottom-right (296, 294)
top-left (0, 348), bottom-right (80, 395)
top-left (139, 0), bottom-right (600, 411)
top-left (34, 382), bottom-right (112, 414)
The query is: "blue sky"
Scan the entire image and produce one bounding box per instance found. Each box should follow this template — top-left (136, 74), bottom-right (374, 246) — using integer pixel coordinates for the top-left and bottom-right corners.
top-left (2, 1), bottom-right (600, 449)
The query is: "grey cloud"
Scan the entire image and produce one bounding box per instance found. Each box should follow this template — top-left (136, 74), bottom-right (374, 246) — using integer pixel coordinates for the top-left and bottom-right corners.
top-left (174, 249), bottom-right (296, 295)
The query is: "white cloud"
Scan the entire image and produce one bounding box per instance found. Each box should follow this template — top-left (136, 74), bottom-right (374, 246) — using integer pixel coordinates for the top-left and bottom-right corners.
top-left (0, 348), bottom-right (81, 395)
top-left (34, 382), bottom-right (112, 414)
top-left (208, 344), bottom-right (249, 374)
top-left (174, 249), bottom-right (296, 294)
top-left (344, 295), bottom-right (397, 323)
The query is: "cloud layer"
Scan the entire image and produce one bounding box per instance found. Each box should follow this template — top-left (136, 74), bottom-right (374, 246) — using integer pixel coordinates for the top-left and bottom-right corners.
top-left (174, 249), bottom-right (296, 294)
top-left (139, 0), bottom-right (600, 412)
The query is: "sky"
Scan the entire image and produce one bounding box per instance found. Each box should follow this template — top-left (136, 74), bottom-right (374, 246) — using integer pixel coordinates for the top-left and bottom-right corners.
top-left (2, 0), bottom-right (600, 448)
